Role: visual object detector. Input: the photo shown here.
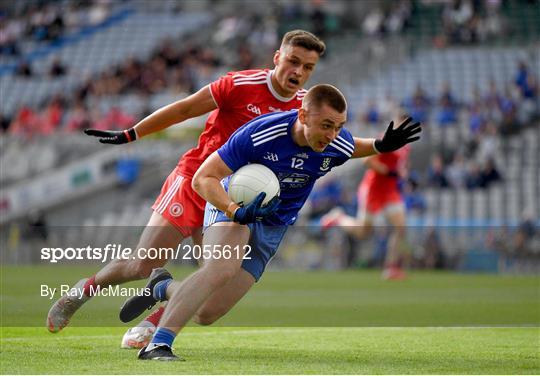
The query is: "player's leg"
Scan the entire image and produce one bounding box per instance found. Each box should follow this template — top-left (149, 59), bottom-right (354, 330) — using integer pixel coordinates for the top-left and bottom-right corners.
top-left (321, 185), bottom-right (374, 239)
top-left (96, 212), bottom-right (183, 286)
top-left (192, 268), bottom-right (255, 325)
top-left (121, 227), bottom-right (204, 349)
top-left (381, 202), bottom-right (408, 280)
top-left (122, 176), bottom-right (206, 347)
top-left (47, 170), bottom-right (189, 333)
top-left (47, 212), bottom-right (184, 333)
top-left (124, 222), bottom-right (249, 360)
top-left (154, 222), bottom-right (250, 331)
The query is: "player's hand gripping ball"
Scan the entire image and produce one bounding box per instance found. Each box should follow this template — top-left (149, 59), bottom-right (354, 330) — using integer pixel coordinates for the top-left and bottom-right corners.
top-left (228, 164), bottom-right (281, 224)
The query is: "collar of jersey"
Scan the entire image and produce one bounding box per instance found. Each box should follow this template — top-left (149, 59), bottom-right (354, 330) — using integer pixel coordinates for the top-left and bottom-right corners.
top-left (267, 70), bottom-right (297, 103)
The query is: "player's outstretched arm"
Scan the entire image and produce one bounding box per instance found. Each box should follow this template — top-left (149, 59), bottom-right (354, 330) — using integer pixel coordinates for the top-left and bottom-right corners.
top-left (84, 86), bottom-right (217, 144)
top-left (351, 117), bottom-right (422, 159)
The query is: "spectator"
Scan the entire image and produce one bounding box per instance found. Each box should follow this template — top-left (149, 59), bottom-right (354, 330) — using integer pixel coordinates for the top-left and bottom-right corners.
top-left (443, 0), bottom-right (474, 44)
top-left (385, 0), bottom-right (412, 34)
top-left (437, 96), bottom-right (458, 126)
top-left (363, 99), bottom-right (380, 126)
top-left (310, 1), bottom-right (328, 38)
top-left (39, 96), bottom-right (64, 134)
top-left (446, 153), bottom-right (468, 188)
top-left (1, 115), bottom-right (11, 133)
top-left (465, 161), bottom-right (482, 190)
top-left (363, 7), bottom-right (385, 36)
top-left (379, 92), bottom-right (398, 120)
top-left (479, 158), bottom-right (502, 188)
top-left (476, 121), bottom-right (500, 163)
top-left (0, 17), bottom-right (23, 56)
top-left (498, 86), bottom-right (520, 135)
top-left (513, 210), bottom-right (537, 256)
top-left (403, 177), bottom-right (427, 213)
top-left (9, 106), bottom-right (39, 137)
top-left (405, 85), bottom-right (430, 123)
top-left (64, 102), bottom-right (90, 132)
top-left (438, 81), bottom-right (458, 108)
top-left (468, 103), bottom-right (485, 135)
top-left (422, 228), bottom-right (446, 269)
top-left (427, 154), bottom-right (449, 188)
top-left (49, 57), bottom-right (67, 77)
top-left (16, 61), bottom-right (33, 77)
top-left (515, 61), bottom-right (530, 95)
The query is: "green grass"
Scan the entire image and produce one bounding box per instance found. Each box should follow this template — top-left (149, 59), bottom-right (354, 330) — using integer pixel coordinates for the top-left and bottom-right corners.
top-left (1, 266), bottom-right (539, 374)
top-left (1, 327), bottom-right (538, 374)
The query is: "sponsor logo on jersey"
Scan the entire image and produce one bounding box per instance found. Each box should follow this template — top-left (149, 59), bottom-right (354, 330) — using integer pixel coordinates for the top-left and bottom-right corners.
top-left (320, 157), bottom-right (332, 171)
top-left (268, 106), bottom-right (283, 112)
top-left (295, 152), bottom-right (309, 159)
top-left (280, 172), bottom-right (310, 188)
top-left (247, 104), bottom-right (262, 115)
top-left (263, 152), bottom-right (279, 162)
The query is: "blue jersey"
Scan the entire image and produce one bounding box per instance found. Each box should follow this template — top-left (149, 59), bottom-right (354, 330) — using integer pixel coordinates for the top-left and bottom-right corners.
top-left (217, 109), bottom-right (355, 226)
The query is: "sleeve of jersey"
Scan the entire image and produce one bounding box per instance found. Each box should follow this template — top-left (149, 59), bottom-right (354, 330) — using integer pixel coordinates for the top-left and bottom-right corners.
top-left (217, 125), bottom-right (255, 172)
top-left (209, 73), bottom-right (235, 109)
top-left (335, 129), bottom-right (355, 166)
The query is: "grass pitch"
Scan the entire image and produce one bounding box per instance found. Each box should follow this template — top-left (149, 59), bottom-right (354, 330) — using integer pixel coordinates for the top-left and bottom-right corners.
top-left (1, 266), bottom-right (539, 374)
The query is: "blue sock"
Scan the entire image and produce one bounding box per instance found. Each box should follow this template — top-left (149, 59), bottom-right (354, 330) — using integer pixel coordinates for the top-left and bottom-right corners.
top-left (153, 278), bottom-right (172, 301)
top-left (149, 327), bottom-right (176, 348)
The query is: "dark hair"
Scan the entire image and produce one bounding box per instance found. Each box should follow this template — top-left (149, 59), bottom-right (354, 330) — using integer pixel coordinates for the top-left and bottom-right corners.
top-left (281, 30), bottom-right (326, 56)
top-left (303, 84), bottom-right (347, 113)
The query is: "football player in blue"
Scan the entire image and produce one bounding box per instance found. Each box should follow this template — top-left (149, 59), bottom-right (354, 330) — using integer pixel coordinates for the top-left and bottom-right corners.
top-left (119, 84), bottom-right (421, 360)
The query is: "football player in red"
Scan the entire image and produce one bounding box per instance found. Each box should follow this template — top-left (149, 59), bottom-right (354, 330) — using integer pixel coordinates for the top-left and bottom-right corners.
top-left (321, 113), bottom-right (412, 280)
top-left (47, 30), bottom-right (325, 347)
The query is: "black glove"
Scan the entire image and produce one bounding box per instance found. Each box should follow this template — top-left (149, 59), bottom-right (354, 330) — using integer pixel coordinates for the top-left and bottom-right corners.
top-left (374, 117), bottom-right (421, 153)
top-left (84, 128), bottom-right (137, 144)
top-left (233, 192), bottom-right (281, 225)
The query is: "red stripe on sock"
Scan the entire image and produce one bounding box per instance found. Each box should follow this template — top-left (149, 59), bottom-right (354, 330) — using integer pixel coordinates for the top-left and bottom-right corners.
top-left (83, 275), bottom-right (99, 296)
top-left (144, 306), bottom-right (165, 327)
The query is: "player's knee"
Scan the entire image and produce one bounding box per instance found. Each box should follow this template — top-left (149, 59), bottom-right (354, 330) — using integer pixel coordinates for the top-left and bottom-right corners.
top-left (131, 259), bottom-right (154, 279)
top-left (205, 267), bottom-right (237, 288)
top-left (192, 312), bottom-right (218, 326)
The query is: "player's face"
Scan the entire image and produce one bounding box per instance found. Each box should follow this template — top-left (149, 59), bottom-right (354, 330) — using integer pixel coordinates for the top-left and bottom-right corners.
top-left (300, 104), bottom-right (347, 152)
top-left (272, 45), bottom-right (319, 97)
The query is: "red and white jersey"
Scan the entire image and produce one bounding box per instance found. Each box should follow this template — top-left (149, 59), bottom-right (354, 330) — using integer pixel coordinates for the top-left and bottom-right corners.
top-left (177, 69), bottom-right (307, 178)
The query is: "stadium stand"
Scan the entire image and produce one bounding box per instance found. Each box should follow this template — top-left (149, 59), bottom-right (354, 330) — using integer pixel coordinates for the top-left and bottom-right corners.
top-left (1, 0), bottom-right (538, 272)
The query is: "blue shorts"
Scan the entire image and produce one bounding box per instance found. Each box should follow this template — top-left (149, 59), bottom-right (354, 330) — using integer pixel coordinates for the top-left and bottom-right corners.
top-left (203, 203), bottom-right (288, 281)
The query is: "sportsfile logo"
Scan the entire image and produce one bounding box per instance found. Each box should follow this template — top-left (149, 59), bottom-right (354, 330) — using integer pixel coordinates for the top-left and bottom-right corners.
top-left (247, 104), bottom-right (262, 115)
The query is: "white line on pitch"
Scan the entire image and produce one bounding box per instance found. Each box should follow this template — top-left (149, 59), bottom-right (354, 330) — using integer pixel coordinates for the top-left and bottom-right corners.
top-left (2, 326), bottom-right (538, 342)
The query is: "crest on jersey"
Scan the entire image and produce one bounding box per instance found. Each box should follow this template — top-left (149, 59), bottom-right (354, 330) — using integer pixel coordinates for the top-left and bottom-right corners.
top-left (320, 157), bottom-right (332, 171)
top-left (169, 203), bottom-right (183, 217)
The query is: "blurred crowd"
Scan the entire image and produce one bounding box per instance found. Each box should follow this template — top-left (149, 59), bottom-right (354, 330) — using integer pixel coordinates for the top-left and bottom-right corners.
top-left (0, 0), bottom-right (113, 57)
top-left (357, 60), bottom-right (538, 192)
top-left (2, 3), bottom-right (538, 182)
top-left (2, 0), bottom-right (538, 273)
top-left (3, 35), bottom-right (226, 137)
top-left (439, 0), bottom-right (506, 45)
